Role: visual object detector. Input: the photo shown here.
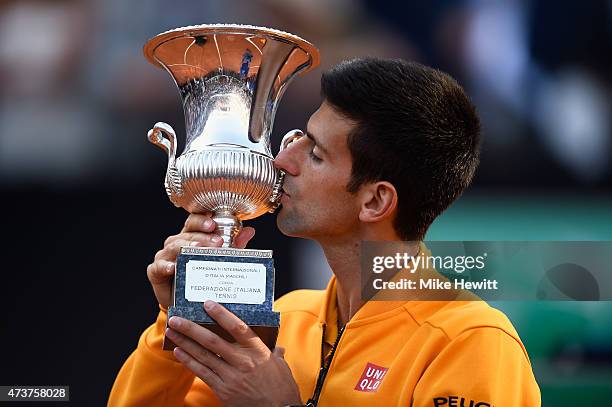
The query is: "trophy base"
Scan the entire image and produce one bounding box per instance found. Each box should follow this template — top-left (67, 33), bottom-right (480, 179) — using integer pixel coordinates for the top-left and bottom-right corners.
top-left (163, 306), bottom-right (280, 351)
top-left (163, 246), bottom-right (280, 351)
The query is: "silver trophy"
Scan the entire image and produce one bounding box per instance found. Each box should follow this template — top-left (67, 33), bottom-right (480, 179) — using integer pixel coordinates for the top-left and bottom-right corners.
top-left (143, 24), bottom-right (319, 349)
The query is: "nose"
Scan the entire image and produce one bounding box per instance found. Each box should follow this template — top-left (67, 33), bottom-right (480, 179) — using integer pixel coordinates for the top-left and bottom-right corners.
top-left (274, 129), bottom-right (304, 176)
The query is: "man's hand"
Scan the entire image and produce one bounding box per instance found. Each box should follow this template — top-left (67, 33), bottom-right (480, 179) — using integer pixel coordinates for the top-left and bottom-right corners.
top-left (146, 213), bottom-right (256, 309)
top-left (166, 301), bottom-right (302, 407)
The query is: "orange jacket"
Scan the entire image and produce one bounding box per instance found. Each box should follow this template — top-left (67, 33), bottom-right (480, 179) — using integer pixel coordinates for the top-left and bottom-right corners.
top-left (109, 276), bottom-right (540, 406)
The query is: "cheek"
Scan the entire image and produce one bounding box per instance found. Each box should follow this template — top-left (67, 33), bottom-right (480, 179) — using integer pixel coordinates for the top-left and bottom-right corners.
top-left (308, 177), bottom-right (347, 200)
top-left (316, 187), bottom-right (359, 219)
top-left (299, 160), bottom-right (355, 209)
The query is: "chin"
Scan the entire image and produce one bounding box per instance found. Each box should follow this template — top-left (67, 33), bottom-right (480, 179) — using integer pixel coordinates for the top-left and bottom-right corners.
top-left (276, 209), bottom-right (309, 238)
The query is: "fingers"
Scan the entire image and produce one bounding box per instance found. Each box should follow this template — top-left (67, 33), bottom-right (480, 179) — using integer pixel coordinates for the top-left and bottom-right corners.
top-left (155, 233), bottom-right (223, 261)
top-left (147, 259), bottom-right (175, 284)
top-left (166, 328), bottom-right (231, 376)
top-left (150, 214), bottom-right (255, 308)
top-left (173, 347), bottom-right (224, 390)
top-left (182, 213), bottom-right (215, 233)
top-left (168, 316), bottom-right (251, 367)
top-left (234, 227), bottom-right (256, 249)
top-left (181, 214), bottom-right (257, 249)
top-left (203, 301), bottom-right (259, 346)
top-left (182, 214), bottom-right (256, 249)
top-left (148, 233), bottom-right (223, 286)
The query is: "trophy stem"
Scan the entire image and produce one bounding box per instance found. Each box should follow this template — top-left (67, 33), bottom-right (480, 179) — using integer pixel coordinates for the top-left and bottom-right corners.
top-left (212, 210), bottom-right (242, 248)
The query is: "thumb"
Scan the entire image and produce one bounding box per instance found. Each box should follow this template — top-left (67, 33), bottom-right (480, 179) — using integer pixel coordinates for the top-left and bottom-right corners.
top-left (234, 227), bottom-right (256, 249)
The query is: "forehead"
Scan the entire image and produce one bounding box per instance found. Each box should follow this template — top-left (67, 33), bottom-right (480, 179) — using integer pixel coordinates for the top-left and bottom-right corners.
top-left (306, 101), bottom-right (355, 153)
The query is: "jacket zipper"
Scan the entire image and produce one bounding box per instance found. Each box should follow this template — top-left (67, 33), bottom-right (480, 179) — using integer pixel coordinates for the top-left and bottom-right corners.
top-left (305, 324), bottom-right (345, 407)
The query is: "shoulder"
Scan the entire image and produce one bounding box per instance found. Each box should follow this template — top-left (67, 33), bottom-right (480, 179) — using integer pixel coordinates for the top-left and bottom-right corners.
top-left (273, 289), bottom-right (325, 319)
top-left (412, 304), bottom-right (541, 405)
top-left (408, 301), bottom-right (536, 382)
top-left (410, 300), bottom-right (527, 355)
top-left (414, 300), bottom-right (518, 338)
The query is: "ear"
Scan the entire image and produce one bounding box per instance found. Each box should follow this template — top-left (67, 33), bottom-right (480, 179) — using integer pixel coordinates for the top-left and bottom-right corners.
top-left (358, 181), bottom-right (398, 223)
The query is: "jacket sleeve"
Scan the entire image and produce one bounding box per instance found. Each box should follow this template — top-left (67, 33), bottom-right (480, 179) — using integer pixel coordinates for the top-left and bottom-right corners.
top-left (412, 327), bottom-right (541, 407)
top-left (108, 308), bottom-right (222, 407)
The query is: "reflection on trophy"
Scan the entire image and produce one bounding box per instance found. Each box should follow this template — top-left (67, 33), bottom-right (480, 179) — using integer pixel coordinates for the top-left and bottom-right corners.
top-left (143, 24), bottom-right (319, 350)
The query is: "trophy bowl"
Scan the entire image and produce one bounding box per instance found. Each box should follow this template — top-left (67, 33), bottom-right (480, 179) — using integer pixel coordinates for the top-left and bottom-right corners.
top-left (144, 24), bottom-right (320, 247)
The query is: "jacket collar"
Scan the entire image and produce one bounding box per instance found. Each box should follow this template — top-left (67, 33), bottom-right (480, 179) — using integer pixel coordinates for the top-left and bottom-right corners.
top-left (318, 242), bottom-right (433, 330)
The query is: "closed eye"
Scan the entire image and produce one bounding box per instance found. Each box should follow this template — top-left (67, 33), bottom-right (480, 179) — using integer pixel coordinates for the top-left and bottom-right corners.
top-left (304, 129), bottom-right (326, 163)
top-left (309, 145), bottom-right (322, 163)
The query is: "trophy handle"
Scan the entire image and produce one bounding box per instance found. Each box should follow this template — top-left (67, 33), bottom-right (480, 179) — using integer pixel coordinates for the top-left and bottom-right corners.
top-left (147, 121), bottom-right (177, 158)
top-left (279, 129), bottom-right (305, 152)
top-left (268, 129), bottom-right (304, 212)
top-left (147, 122), bottom-right (183, 201)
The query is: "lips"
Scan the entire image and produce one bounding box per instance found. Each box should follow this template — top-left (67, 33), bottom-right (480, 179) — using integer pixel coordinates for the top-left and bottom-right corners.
top-left (281, 187), bottom-right (291, 197)
top-left (279, 187), bottom-right (291, 204)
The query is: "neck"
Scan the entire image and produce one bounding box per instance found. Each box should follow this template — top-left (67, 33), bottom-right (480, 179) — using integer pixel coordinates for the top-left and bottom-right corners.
top-left (317, 226), bottom-right (409, 327)
top-left (320, 237), bottom-right (363, 327)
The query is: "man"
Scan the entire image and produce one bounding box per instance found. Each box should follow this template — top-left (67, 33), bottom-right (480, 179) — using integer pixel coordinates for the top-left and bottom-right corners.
top-left (109, 58), bottom-right (540, 406)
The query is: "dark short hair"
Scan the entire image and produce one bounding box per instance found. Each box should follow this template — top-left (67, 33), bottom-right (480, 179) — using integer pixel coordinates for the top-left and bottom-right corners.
top-left (321, 58), bottom-right (481, 240)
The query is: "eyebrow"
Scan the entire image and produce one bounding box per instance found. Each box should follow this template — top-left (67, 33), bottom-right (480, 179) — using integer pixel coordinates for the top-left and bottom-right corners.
top-left (305, 130), bottom-right (329, 156)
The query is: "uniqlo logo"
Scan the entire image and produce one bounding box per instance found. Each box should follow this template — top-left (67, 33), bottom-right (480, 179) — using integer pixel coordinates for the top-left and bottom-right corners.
top-left (354, 362), bottom-right (389, 392)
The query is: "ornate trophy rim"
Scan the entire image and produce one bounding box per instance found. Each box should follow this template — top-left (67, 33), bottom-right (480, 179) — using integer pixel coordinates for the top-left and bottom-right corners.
top-left (143, 23), bottom-right (320, 73)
